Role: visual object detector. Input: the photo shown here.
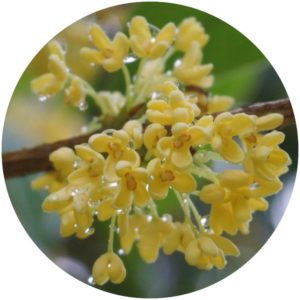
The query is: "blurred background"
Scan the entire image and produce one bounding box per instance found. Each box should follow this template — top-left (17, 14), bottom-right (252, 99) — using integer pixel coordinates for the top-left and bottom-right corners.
top-left (2, 2), bottom-right (297, 298)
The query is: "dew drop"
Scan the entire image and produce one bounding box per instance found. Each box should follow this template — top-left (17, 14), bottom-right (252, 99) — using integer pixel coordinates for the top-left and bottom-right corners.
top-left (148, 23), bottom-right (160, 36)
top-left (134, 227), bottom-right (139, 233)
top-left (118, 248), bottom-right (125, 256)
top-left (88, 199), bottom-right (100, 210)
top-left (73, 160), bottom-right (79, 169)
top-left (88, 276), bottom-right (96, 285)
top-left (146, 215), bottom-right (153, 222)
top-left (174, 59), bottom-right (182, 68)
top-left (38, 95), bottom-right (50, 102)
top-left (201, 215), bottom-right (209, 229)
top-left (70, 188), bottom-right (79, 197)
top-left (116, 209), bottom-right (124, 215)
top-left (151, 92), bottom-right (161, 99)
top-left (84, 227), bottom-right (95, 236)
top-left (161, 214), bottom-right (172, 223)
top-left (123, 53), bottom-right (138, 64)
top-left (107, 263), bottom-right (112, 268)
top-left (79, 101), bottom-right (88, 111)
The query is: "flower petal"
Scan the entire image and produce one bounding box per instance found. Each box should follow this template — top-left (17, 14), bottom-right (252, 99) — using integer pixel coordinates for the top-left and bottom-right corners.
top-left (172, 171), bottom-right (196, 193)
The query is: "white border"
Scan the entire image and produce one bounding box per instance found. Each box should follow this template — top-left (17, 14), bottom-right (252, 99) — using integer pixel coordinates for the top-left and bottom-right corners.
top-left (1, 1), bottom-right (299, 299)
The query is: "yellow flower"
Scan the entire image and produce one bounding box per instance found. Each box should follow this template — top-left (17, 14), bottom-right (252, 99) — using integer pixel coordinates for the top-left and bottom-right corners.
top-left (31, 41), bottom-right (68, 97)
top-left (147, 158), bottom-right (196, 199)
top-left (129, 16), bottom-right (176, 59)
top-left (173, 41), bottom-right (214, 88)
top-left (134, 58), bottom-right (171, 97)
top-left (96, 91), bottom-right (125, 116)
top-left (146, 89), bottom-right (200, 125)
top-left (185, 234), bottom-right (239, 270)
top-left (176, 17), bottom-right (209, 52)
top-left (158, 123), bottom-right (208, 168)
top-left (143, 123), bottom-right (167, 157)
top-left (72, 192), bottom-right (95, 239)
top-left (137, 219), bottom-right (174, 263)
top-left (162, 222), bottom-right (195, 255)
top-left (243, 131), bottom-right (291, 181)
top-left (211, 112), bottom-right (255, 163)
top-left (120, 214), bottom-right (148, 254)
top-left (89, 130), bottom-right (140, 180)
top-left (68, 145), bottom-right (105, 186)
top-left (199, 169), bottom-right (270, 234)
top-left (92, 252), bottom-right (126, 285)
top-left (192, 93), bottom-right (234, 114)
top-left (64, 76), bottom-right (86, 108)
top-left (32, 147), bottom-right (76, 192)
top-left (80, 24), bottom-right (129, 72)
top-left (255, 113), bottom-right (283, 132)
top-left (123, 120), bottom-right (143, 149)
top-left (113, 160), bottom-right (150, 209)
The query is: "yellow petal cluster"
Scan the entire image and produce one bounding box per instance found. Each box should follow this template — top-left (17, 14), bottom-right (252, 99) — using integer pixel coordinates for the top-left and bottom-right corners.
top-left (129, 16), bottom-right (176, 59)
top-left (31, 15), bottom-right (292, 287)
top-left (31, 41), bottom-right (68, 97)
top-left (81, 24), bottom-right (129, 72)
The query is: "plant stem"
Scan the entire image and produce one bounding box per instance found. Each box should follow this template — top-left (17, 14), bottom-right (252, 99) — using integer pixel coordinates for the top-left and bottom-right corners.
top-left (188, 197), bottom-right (206, 233)
top-left (107, 214), bottom-right (116, 253)
top-left (122, 64), bottom-right (132, 109)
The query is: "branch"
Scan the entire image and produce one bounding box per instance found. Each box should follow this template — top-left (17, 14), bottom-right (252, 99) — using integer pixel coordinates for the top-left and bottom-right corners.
top-left (2, 98), bottom-right (294, 178)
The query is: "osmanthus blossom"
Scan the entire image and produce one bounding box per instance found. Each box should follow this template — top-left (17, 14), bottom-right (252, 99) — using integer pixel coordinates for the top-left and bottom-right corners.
top-left (173, 41), bottom-right (214, 88)
top-left (80, 24), bottom-right (129, 72)
top-left (31, 41), bottom-right (68, 97)
top-left (129, 16), bottom-right (176, 59)
top-left (157, 122), bottom-right (209, 168)
top-left (89, 130), bottom-right (140, 181)
top-left (175, 17), bottom-right (209, 52)
top-left (31, 15), bottom-right (291, 286)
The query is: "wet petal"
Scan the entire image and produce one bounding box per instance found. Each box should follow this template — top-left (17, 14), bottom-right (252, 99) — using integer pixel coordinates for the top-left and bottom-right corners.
top-left (172, 171), bottom-right (196, 193)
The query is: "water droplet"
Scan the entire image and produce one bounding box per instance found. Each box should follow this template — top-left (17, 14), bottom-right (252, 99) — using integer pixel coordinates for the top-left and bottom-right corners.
top-left (148, 23), bottom-right (160, 36)
top-left (79, 101), bottom-right (88, 111)
top-left (166, 70), bottom-right (172, 76)
top-left (108, 182), bottom-right (118, 188)
top-left (123, 53), bottom-right (138, 64)
top-left (151, 92), bottom-right (161, 99)
top-left (115, 227), bottom-right (120, 234)
top-left (73, 160), bottom-right (79, 169)
top-left (161, 214), bottom-right (172, 223)
top-left (70, 188), bottom-right (79, 197)
top-left (201, 215), bottom-right (209, 229)
top-left (107, 263), bottom-right (112, 268)
top-left (116, 209), bottom-right (124, 215)
top-left (174, 59), bottom-right (182, 68)
top-left (118, 248), bottom-right (125, 256)
top-left (134, 227), bottom-right (139, 233)
top-left (89, 62), bottom-right (96, 67)
top-left (88, 276), bottom-right (96, 285)
top-left (88, 199), bottom-right (100, 210)
top-left (146, 215), bottom-right (153, 222)
top-left (38, 95), bottom-right (50, 102)
top-left (84, 227), bottom-right (95, 235)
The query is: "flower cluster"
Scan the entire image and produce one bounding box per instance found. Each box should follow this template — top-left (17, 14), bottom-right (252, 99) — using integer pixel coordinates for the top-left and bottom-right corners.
top-left (31, 16), bottom-right (291, 286)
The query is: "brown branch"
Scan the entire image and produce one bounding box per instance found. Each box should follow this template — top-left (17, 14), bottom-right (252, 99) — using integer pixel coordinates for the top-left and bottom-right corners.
top-left (2, 98), bottom-right (294, 179)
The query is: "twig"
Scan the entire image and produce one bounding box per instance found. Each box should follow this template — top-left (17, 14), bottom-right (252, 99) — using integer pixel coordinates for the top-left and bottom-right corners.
top-left (2, 98), bottom-right (294, 178)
